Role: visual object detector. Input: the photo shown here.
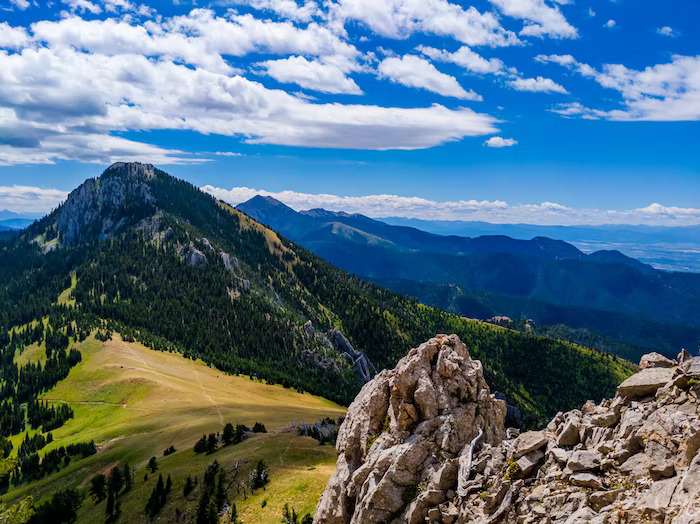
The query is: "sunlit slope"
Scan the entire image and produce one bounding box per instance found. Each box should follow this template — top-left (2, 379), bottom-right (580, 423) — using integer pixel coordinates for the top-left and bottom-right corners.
top-left (3, 334), bottom-right (345, 522)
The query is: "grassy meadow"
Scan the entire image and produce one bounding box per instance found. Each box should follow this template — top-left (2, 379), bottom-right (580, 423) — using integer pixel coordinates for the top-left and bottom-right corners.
top-left (3, 334), bottom-right (346, 523)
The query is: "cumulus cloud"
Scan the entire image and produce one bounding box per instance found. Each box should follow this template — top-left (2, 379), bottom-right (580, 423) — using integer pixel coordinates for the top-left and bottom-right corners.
top-left (10, 0), bottom-right (30, 10)
top-left (328, 0), bottom-right (521, 47)
top-left (657, 26), bottom-right (678, 37)
top-left (202, 185), bottom-right (700, 226)
top-left (0, 10), bottom-right (505, 165)
top-left (483, 136), bottom-right (517, 147)
top-left (542, 54), bottom-right (700, 121)
top-left (488, 0), bottom-right (578, 39)
top-left (227, 0), bottom-right (320, 22)
top-left (256, 55), bottom-right (364, 94)
top-left (378, 55), bottom-right (482, 100)
top-left (604, 19), bottom-right (616, 29)
top-left (0, 185), bottom-right (69, 213)
top-left (417, 45), bottom-right (504, 74)
top-left (509, 76), bottom-right (568, 93)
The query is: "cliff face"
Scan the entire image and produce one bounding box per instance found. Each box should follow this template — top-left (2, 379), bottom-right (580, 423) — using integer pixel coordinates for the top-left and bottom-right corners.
top-left (316, 336), bottom-right (700, 524)
top-left (55, 162), bottom-right (156, 246)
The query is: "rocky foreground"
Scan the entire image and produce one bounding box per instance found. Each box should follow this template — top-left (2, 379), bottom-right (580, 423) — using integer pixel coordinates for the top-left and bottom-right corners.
top-left (314, 335), bottom-right (700, 524)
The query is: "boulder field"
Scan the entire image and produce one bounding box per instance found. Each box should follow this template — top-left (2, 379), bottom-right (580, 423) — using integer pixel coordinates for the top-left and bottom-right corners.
top-left (315, 334), bottom-right (700, 524)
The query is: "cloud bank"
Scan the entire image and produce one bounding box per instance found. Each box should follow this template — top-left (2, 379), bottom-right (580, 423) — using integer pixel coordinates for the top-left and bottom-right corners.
top-left (201, 185), bottom-right (700, 226)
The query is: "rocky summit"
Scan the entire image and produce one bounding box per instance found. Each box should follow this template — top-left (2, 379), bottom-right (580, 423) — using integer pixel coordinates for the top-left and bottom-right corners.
top-left (315, 335), bottom-right (700, 524)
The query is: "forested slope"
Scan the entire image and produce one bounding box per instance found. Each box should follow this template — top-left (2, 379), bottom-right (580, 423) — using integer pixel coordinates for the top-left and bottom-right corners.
top-left (0, 163), bottom-right (635, 425)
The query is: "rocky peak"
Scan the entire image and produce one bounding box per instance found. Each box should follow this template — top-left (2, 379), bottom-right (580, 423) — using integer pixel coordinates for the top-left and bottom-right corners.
top-left (316, 337), bottom-right (700, 524)
top-left (102, 161), bottom-right (156, 180)
top-left (55, 162), bottom-right (158, 246)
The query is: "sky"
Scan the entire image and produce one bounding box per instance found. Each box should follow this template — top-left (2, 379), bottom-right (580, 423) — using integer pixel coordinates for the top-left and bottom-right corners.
top-left (0, 0), bottom-right (699, 225)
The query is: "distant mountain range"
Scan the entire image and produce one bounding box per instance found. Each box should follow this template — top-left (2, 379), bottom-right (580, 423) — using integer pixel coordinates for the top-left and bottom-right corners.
top-left (237, 196), bottom-right (700, 358)
top-left (381, 217), bottom-right (700, 272)
top-left (0, 210), bottom-right (39, 230)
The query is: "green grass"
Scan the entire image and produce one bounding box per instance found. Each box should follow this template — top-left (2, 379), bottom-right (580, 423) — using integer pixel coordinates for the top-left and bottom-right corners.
top-left (1, 334), bottom-right (346, 523)
top-left (57, 271), bottom-right (77, 306)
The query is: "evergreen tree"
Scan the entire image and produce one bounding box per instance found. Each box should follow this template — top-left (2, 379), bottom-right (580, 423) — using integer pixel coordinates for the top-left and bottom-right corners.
top-left (89, 473), bottom-right (107, 502)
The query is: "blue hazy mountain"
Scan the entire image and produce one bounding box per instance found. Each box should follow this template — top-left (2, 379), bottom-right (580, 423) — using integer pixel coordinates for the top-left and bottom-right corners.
top-left (237, 196), bottom-right (700, 358)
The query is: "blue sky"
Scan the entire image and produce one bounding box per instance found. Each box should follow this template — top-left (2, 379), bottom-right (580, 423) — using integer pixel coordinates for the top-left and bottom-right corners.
top-left (0, 0), bottom-right (699, 225)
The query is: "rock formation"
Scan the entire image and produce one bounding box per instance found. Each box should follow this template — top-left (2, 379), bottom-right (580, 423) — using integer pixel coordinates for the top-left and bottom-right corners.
top-left (316, 335), bottom-right (700, 524)
top-left (56, 162), bottom-right (156, 246)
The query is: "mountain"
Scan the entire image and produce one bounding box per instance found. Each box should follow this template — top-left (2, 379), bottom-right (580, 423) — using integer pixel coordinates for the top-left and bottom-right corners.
top-left (0, 219), bottom-right (35, 230)
top-left (0, 163), bottom-right (633, 418)
top-left (381, 216), bottom-right (700, 272)
top-left (236, 196), bottom-right (700, 358)
top-left (0, 163), bottom-right (639, 523)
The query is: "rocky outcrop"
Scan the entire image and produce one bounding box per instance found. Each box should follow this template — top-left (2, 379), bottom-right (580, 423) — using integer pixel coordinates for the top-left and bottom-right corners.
top-left (327, 328), bottom-right (377, 383)
top-left (314, 334), bottom-right (507, 524)
top-left (316, 340), bottom-right (700, 524)
top-left (56, 162), bottom-right (157, 246)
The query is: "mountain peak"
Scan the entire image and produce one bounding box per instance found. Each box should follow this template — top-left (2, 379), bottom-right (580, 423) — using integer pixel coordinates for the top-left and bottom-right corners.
top-left (103, 161), bottom-right (157, 180)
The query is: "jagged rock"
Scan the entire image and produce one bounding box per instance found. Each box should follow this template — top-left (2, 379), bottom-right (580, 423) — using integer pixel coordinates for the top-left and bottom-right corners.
top-left (567, 450), bottom-right (601, 472)
top-left (516, 449), bottom-right (544, 477)
top-left (512, 431), bottom-right (548, 458)
top-left (570, 472), bottom-right (604, 489)
top-left (56, 162), bottom-right (156, 246)
top-left (678, 349), bottom-right (692, 364)
top-left (304, 320), bottom-right (316, 339)
top-left (220, 252), bottom-right (233, 271)
top-left (617, 367), bottom-right (675, 398)
top-left (317, 348), bottom-right (700, 524)
top-left (589, 488), bottom-right (623, 510)
top-left (639, 352), bottom-right (676, 369)
top-left (557, 418), bottom-right (580, 446)
top-left (682, 356), bottom-right (700, 377)
top-left (314, 335), bottom-right (506, 524)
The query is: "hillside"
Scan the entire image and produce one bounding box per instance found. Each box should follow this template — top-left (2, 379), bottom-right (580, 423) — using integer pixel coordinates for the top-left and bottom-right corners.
top-left (0, 162), bottom-right (635, 420)
top-left (237, 196), bottom-right (700, 358)
top-left (0, 163), bottom-right (637, 522)
top-left (2, 333), bottom-right (345, 523)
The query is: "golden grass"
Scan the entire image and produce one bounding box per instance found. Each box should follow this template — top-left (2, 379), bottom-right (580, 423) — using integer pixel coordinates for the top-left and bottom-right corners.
top-left (2, 334), bottom-right (345, 523)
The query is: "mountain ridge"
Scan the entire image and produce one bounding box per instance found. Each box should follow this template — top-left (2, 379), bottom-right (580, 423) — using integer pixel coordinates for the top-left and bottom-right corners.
top-left (236, 195), bottom-right (700, 358)
top-left (1, 162), bottom-right (634, 423)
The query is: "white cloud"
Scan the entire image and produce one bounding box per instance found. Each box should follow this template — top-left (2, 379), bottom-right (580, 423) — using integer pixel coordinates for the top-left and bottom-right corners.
top-left (534, 53), bottom-right (576, 66)
top-left (0, 23), bottom-right (30, 49)
top-left (10, 0), bottom-right (30, 10)
top-left (656, 26), bottom-right (678, 37)
top-left (328, 0), bottom-right (521, 47)
top-left (604, 19), bottom-right (616, 29)
top-left (417, 45), bottom-right (504, 74)
top-left (483, 136), bottom-right (517, 147)
top-left (0, 185), bottom-right (69, 213)
top-left (587, 8), bottom-right (595, 17)
top-left (256, 55), bottom-right (364, 94)
top-left (0, 42), bottom-right (498, 163)
top-left (378, 55), bottom-right (482, 100)
top-left (543, 54), bottom-right (700, 121)
top-left (509, 76), bottom-right (568, 93)
top-left (202, 185), bottom-right (700, 226)
top-left (228, 0), bottom-right (319, 22)
top-left (63, 0), bottom-right (102, 14)
top-left (212, 151), bottom-right (244, 156)
top-left (488, 0), bottom-right (578, 39)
